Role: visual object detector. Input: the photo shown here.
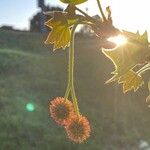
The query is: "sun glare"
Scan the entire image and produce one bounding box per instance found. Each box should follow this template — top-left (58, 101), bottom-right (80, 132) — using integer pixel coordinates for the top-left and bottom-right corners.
top-left (84, 0), bottom-right (150, 40)
top-left (107, 35), bottom-right (127, 46)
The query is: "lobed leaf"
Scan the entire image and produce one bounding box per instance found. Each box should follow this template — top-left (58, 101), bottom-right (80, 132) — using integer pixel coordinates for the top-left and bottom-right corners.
top-left (45, 25), bottom-right (71, 50)
top-left (103, 31), bottom-right (150, 77)
top-left (45, 12), bottom-right (71, 50)
top-left (118, 70), bottom-right (144, 93)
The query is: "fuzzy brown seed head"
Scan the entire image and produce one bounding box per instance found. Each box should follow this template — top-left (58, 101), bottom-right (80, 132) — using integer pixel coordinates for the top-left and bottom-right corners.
top-left (49, 97), bottom-right (74, 125)
top-left (65, 115), bottom-right (91, 143)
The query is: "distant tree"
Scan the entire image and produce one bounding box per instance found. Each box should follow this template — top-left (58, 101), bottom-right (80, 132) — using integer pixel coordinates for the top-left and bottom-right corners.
top-left (0, 25), bottom-right (14, 31)
top-left (30, 5), bottom-right (63, 32)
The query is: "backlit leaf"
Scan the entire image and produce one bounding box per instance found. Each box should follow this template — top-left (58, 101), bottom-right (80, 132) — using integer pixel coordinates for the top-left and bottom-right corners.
top-left (102, 31), bottom-right (150, 77)
top-left (45, 12), bottom-right (71, 50)
top-left (60, 0), bottom-right (88, 5)
top-left (118, 70), bottom-right (144, 93)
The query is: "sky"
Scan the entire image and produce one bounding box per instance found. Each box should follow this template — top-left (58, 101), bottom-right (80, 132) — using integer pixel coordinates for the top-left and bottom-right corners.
top-left (0, 0), bottom-right (149, 38)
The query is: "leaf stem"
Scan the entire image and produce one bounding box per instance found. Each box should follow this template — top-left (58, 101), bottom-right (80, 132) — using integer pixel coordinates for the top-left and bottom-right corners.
top-left (64, 23), bottom-right (80, 117)
top-left (75, 7), bottom-right (99, 24)
top-left (137, 63), bottom-right (150, 75)
top-left (64, 85), bottom-right (71, 99)
top-left (71, 87), bottom-right (80, 117)
top-left (96, 0), bottom-right (107, 21)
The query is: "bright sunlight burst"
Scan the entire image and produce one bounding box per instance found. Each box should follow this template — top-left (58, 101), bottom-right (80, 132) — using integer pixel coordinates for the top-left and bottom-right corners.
top-left (107, 35), bottom-right (127, 46)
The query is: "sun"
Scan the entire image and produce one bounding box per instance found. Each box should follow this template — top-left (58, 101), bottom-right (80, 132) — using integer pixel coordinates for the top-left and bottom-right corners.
top-left (107, 35), bottom-right (127, 46)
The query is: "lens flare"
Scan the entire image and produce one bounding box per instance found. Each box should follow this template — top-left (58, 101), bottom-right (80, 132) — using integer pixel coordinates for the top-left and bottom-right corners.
top-left (26, 103), bottom-right (35, 112)
top-left (107, 35), bottom-right (127, 46)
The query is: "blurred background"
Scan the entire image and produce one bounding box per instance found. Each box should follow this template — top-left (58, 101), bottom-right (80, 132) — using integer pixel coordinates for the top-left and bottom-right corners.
top-left (0, 0), bottom-right (150, 150)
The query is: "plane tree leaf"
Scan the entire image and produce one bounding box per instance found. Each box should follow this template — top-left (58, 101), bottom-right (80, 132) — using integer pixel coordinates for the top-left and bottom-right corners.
top-left (103, 31), bottom-right (150, 80)
top-left (45, 12), bottom-right (73, 50)
top-left (60, 0), bottom-right (88, 5)
top-left (118, 70), bottom-right (144, 93)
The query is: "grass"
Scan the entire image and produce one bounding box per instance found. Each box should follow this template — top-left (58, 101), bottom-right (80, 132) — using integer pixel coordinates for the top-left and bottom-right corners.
top-left (0, 29), bottom-right (150, 150)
